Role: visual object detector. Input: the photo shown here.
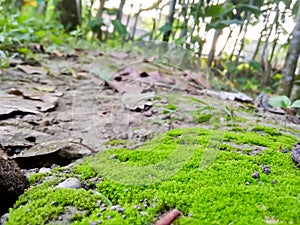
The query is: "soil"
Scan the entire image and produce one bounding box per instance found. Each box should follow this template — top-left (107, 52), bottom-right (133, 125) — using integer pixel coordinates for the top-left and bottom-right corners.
top-left (0, 44), bottom-right (299, 221)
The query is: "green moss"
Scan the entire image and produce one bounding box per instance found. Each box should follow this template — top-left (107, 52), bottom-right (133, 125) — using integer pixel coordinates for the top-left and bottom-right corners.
top-left (28, 172), bottom-right (50, 185)
top-left (7, 182), bottom-right (107, 225)
top-left (103, 139), bottom-right (128, 147)
top-left (73, 159), bottom-right (97, 179)
top-left (252, 125), bottom-right (282, 136)
top-left (7, 127), bottom-right (300, 225)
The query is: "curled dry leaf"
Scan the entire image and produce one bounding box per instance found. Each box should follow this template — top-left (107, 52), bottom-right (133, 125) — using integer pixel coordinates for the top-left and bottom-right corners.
top-left (16, 65), bottom-right (47, 75)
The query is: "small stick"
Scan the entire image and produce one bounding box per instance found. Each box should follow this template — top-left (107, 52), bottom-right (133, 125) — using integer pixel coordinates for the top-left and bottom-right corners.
top-left (70, 138), bottom-right (97, 153)
top-left (155, 209), bottom-right (181, 225)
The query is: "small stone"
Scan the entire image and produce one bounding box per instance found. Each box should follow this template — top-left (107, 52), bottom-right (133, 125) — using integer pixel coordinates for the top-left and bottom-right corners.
top-left (117, 208), bottom-right (125, 214)
top-left (54, 178), bottom-right (81, 189)
top-left (51, 164), bottom-right (58, 169)
top-left (89, 222), bottom-right (97, 225)
top-left (125, 189), bottom-right (129, 193)
top-left (252, 171), bottom-right (259, 179)
top-left (188, 213), bottom-right (193, 217)
top-left (96, 200), bottom-right (102, 207)
top-left (262, 165), bottom-right (271, 174)
top-left (282, 148), bottom-right (289, 153)
top-left (245, 182), bottom-right (250, 185)
top-left (39, 167), bottom-right (51, 174)
top-left (144, 204), bottom-right (148, 208)
top-left (58, 216), bottom-right (63, 220)
top-left (96, 213), bottom-right (101, 217)
top-left (134, 205), bottom-right (142, 211)
top-left (100, 207), bottom-right (107, 212)
top-left (272, 180), bottom-right (277, 184)
top-left (50, 201), bottom-right (57, 206)
top-left (109, 155), bottom-right (116, 159)
top-left (97, 220), bottom-right (102, 224)
top-left (122, 215), bottom-right (126, 219)
top-left (110, 205), bottom-right (121, 211)
top-left (143, 110), bottom-right (152, 117)
top-left (106, 215), bottom-right (112, 219)
top-left (139, 211), bottom-right (148, 216)
top-left (0, 213), bottom-right (9, 224)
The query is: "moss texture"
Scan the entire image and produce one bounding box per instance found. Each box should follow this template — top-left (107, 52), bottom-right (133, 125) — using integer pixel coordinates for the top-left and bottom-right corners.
top-left (6, 126), bottom-right (300, 225)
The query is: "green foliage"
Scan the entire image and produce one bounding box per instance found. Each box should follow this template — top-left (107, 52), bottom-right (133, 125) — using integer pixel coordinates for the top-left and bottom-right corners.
top-left (112, 20), bottom-right (128, 38)
top-left (268, 96), bottom-right (300, 109)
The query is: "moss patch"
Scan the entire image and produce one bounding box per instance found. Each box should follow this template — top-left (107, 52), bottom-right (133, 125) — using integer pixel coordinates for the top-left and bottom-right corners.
top-left (6, 126), bottom-right (300, 225)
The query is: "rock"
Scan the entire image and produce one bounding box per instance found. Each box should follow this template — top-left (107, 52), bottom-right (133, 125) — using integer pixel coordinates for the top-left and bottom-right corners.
top-left (291, 142), bottom-right (300, 167)
top-left (54, 178), bottom-right (81, 189)
top-left (0, 213), bottom-right (9, 225)
top-left (109, 155), bottom-right (116, 159)
top-left (134, 205), bottom-right (142, 211)
top-left (110, 205), bottom-right (121, 211)
top-left (252, 171), bottom-right (259, 179)
top-left (39, 167), bottom-right (51, 174)
top-left (282, 148), bottom-right (290, 153)
top-left (0, 149), bottom-right (27, 215)
top-left (117, 208), bottom-right (125, 214)
top-left (262, 165), bottom-right (271, 174)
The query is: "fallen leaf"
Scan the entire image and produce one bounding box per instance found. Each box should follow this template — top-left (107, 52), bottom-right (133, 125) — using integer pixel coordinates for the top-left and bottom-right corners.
top-left (122, 92), bottom-right (155, 111)
top-left (16, 65), bottom-right (46, 75)
top-left (110, 52), bottom-right (129, 60)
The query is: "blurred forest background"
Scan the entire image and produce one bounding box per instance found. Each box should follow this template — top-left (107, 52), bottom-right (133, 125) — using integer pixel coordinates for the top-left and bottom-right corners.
top-left (1, 0), bottom-right (300, 100)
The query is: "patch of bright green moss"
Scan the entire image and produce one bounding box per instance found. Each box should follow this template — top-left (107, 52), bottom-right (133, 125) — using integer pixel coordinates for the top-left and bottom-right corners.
top-left (7, 127), bottom-right (300, 225)
top-left (103, 139), bottom-right (128, 147)
top-left (252, 125), bottom-right (282, 136)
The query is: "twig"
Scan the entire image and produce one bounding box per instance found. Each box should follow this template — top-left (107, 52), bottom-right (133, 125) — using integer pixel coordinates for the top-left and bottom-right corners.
top-left (70, 138), bottom-right (97, 153)
top-left (155, 209), bottom-right (181, 225)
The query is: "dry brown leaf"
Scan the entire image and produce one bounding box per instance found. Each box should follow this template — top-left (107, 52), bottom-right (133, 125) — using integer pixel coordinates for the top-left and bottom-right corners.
top-left (110, 52), bottom-right (129, 60)
top-left (16, 65), bottom-right (46, 75)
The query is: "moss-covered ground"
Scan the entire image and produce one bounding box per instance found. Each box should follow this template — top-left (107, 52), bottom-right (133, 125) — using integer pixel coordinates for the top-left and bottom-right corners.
top-left (6, 125), bottom-right (300, 225)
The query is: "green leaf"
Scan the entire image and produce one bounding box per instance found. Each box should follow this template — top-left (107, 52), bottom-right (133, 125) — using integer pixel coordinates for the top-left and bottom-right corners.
top-left (249, 60), bottom-right (262, 71)
top-left (206, 5), bottom-right (224, 17)
top-left (207, 19), bottom-right (243, 30)
top-left (112, 20), bottom-right (128, 37)
top-left (268, 96), bottom-right (291, 108)
top-left (290, 100), bottom-right (300, 108)
top-left (236, 3), bottom-right (261, 15)
top-left (159, 23), bottom-right (172, 33)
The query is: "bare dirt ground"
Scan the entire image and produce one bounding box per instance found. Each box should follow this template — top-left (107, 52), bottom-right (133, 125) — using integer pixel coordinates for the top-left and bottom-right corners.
top-left (0, 44), bottom-right (299, 220)
top-left (1, 44), bottom-right (299, 168)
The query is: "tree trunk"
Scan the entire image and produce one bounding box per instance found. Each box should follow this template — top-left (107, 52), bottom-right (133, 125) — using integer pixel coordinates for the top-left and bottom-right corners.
top-left (278, 4), bottom-right (300, 97)
top-left (207, 29), bottom-right (222, 67)
top-left (116, 0), bottom-right (126, 22)
top-left (179, 0), bottom-right (189, 38)
top-left (57, 0), bottom-right (81, 31)
top-left (235, 0), bottom-right (254, 65)
top-left (162, 0), bottom-right (177, 42)
top-left (96, 0), bottom-right (105, 41)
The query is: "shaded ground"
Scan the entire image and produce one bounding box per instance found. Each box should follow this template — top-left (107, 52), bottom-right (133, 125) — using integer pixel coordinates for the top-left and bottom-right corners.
top-left (0, 43), bottom-right (300, 224)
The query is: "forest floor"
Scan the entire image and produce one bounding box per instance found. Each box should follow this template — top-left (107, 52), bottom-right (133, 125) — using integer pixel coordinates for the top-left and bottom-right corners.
top-left (1, 42), bottom-right (300, 225)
